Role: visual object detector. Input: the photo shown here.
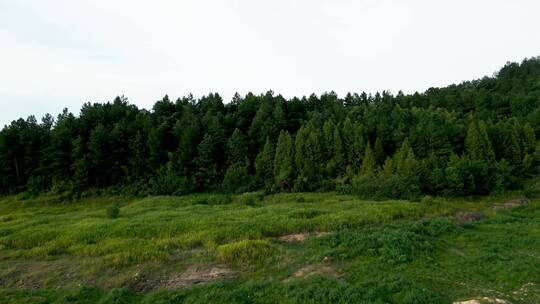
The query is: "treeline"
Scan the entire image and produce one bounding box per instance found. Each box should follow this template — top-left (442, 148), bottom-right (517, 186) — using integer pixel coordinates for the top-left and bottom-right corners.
top-left (2, 58), bottom-right (540, 199)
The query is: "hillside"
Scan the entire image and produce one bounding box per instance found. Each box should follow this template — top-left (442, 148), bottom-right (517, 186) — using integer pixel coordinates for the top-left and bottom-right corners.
top-left (1, 58), bottom-right (540, 303)
top-left (1, 57), bottom-right (540, 198)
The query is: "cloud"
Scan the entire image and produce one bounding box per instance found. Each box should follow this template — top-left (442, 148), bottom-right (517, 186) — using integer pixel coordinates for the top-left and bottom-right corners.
top-left (1, 0), bottom-right (539, 126)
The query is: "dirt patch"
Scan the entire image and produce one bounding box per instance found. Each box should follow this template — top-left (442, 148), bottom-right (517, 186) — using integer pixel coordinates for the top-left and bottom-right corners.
top-left (455, 212), bottom-right (485, 225)
top-left (277, 231), bottom-right (330, 243)
top-left (278, 233), bottom-right (308, 242)
top-left (284, 264), bottom-right (340, 282)
top-left (492, 197), bottom-right (530, 211)
top-left (127, 271), bottom-right (157, 293)
top-left (160, 265), bottom-right (234, 289)
top-left (453, 297), bottom-right (508, 304)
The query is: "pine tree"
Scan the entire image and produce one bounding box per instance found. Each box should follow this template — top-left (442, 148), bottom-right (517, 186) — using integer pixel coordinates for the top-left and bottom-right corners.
top-left (174, 104), bottom-right (201, 176)
top-left (274, 131), bottom-right (294, 190)
top-left (360, 142), bottom-right (376, 176)
top-left (382, 157), bottom-right (395, 177)
top-left (227, 128), bottom-right (248, 165)
top-left (374, 137), bottom-right (385, 165)
top-left (194, 133), bottom-right (219, 190)
top-left (295, 124), bottom-right (320, 179)
top-left (327, 126), bottom-right (344, 177)
top-left (395, 138), bottom-right (416, 176)
top-left (72, 135), bottom-right (89, 192)
top-left (128, 131), bottom-right (149, 180)
top-left (322, 120), bottom-right (336, 160)
top-left (465, 121), bottom-right (495, 162)
top-left (255, 137), bottom-right (275, 186)
top-left (88, 124), bottom-right (111, 187)
top-left (342, 118), bottom-right (365, 172)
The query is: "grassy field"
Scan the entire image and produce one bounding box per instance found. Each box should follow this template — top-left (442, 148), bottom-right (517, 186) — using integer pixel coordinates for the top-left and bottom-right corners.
top-left (0, 192), bottom-right (539, 303)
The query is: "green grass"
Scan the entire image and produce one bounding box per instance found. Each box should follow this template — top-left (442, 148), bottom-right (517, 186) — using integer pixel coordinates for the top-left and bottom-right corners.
top-left (0, 192), bottom-right (539, 303)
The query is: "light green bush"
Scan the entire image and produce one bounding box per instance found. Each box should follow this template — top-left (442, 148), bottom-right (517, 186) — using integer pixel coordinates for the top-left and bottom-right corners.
top-left (217, 239), bottom-right (278, 266)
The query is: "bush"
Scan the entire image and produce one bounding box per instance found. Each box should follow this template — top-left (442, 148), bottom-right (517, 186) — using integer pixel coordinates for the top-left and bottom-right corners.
top-left (149, 165), bottom-right (193, 196)
top-left (349, 174), bottom-right (421, 200)
top-left (26, 175), bottom-right (50, 196)
top-left (420, 195), bottom-right (434, 205)
top-left (444, 159), bottom-right (493, 196)
top-left (235, 193), bottom-right (264, 206)
top-left (221, 164), bottom-right (254, 194)
top-left (106, 205), bottom-right (120, 219)
top-left (319, 218), bottom-right (455, 264)
top-left (523, 182), bottom-right (540, 199)
top-left (99, 288), bottom-right (136, 304)
top-left (217, 239), bottom-right (278, 266)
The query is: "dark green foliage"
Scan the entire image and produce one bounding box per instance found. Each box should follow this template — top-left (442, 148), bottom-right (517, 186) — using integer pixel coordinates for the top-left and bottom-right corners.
top-left (350, 174), bottom-right (421, 200)
top-left (254, 137), bottom-right (274, 187)
top-left (106, 205), bottom-right (120, 219)
top-left (1, 58), bottom-right (540, 197)
top-left (221, 163), bottom-right (253, 194)
top-left (319, 218), bottom-right (455, 263)
top-left (274, 131), bottom-right (294, 191)
top-left (59, 287), bottom-right (105, 304)
top-left (149, 165), bottom-right (191, 195)
top-left (99, 288), bottom-right (138, 304)
top-left (360, 142), bottom-right (376, 176)
top-left (194, 195), bottom-right (233, 205)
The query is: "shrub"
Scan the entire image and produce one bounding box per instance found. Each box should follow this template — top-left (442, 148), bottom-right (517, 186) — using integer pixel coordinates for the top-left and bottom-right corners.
top-left (349, 175), bottom-right (421, 200)
top-left (217, 239), bottom-right (278, 266)
top-left (106, 205), bottom-right (120, 219)
top-left (319, 218), bottom-right (455, 264)
top-left (420, 195), bottom-right (434, 205)
top-left (235, 193), bottom-right (260, 206)
top-left (26, 175), bottom-right (50, 196)
top-left (221, 164), bottom-right (254, 194)
top-left (149, 166), bottom-right (192, 196)
top-left (523, 182), bottom-right (540, 199)
top-left (99, 288), bottom-right (136, 304)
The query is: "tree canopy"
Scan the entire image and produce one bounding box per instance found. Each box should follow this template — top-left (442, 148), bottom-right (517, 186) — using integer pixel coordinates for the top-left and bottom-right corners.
top-left (2, 57), bottom-right (540, 198)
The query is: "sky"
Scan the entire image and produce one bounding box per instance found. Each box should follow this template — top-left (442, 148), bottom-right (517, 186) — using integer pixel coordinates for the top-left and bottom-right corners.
top-left (1, 0), bottom-right (540, 127)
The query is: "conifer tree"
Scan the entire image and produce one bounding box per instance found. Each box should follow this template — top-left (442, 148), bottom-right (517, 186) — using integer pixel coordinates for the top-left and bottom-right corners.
top-left (395, 138), bottom-right (416, 176)
top-left (322, 120), bottom-right (336, 160)
top-left (465, 121), bottom-right (495, 162)
top-left (274, 131), bottom-right (294, 190)
top-left (227, 128), bottom-right (248, 165)
top-left (374, 137), bottom-right (385, 165)
top-left (194, 133), bottom-right (220, 190)
top-left (382, 157), bottom-right (395, 177)
top-left (294, 123), bottom-right (322, 182)
top-left (255, 137), bottom-right (275, 186)
top-left (342, 118), bottom-right (365, 172)
top-left (361, 142), bottom-right (376, 176)
top-left (327, 126), bottom-right (344, 177)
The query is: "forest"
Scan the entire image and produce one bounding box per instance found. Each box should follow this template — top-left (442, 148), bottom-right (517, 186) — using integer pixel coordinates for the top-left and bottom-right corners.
top-left (2, 57), bottom-right (540, 199)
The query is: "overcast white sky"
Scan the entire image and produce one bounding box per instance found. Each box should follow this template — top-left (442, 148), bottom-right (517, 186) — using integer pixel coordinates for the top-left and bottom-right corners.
top-left (1, 0), bottom-right (539, 127)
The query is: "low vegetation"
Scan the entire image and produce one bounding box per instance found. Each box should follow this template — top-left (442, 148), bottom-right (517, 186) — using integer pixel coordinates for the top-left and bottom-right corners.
top-left (0, 192), bottom-right (539, 303)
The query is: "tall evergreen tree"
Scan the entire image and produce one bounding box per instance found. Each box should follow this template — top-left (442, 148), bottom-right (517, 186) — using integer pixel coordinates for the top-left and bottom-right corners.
top-left (255, 138), bottom-right (275, 186)
top-left (465, 121), bottom-right (495, 162)
top-left (227, 129), bottom-right (248, 165)
top-left (274, 131), bottom-right (294, 190)
top-left (360, 142), bottom-right (376, 176)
